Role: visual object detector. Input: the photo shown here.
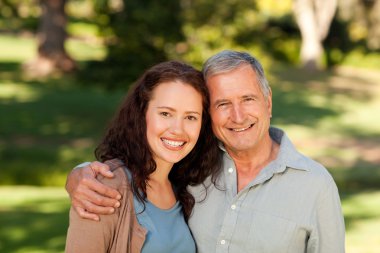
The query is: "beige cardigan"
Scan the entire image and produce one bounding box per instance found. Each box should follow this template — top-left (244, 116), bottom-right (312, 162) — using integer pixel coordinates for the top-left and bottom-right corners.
top-left (65, 159), bottom-right (147, 253)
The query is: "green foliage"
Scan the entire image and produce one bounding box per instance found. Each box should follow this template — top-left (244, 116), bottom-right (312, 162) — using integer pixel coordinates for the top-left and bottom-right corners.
top-left (77, 0), bottom-right (289, 89)
top-left (2, 0), bottom-right (380, 90)
top-left (324, 16), bottom-right (358, 67)
top-left (76, 0), bottom-right (301, 89)
top-left (79, 0), bottom-right (184, 89)
top-left (0, 0), bottom-right (39, 31)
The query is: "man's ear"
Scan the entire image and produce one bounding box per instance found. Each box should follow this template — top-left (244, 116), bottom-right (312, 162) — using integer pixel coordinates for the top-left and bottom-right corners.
top-left (267, 88), bottom-right (273, 117)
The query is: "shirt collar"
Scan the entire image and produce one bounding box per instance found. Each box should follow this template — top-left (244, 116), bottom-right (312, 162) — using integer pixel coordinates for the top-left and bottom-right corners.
top-left (269, 127), bottom-right (310, 173)
top-left (218, 126), bottom-right (310, 174)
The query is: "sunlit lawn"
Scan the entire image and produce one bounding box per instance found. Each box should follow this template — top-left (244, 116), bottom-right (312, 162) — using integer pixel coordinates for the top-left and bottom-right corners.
top-left (343, 191), bottom-right (380, 253)
top-left (1, 33), bottom-right (380, 252)
top-left (0, 187), bottom-right (69, 253)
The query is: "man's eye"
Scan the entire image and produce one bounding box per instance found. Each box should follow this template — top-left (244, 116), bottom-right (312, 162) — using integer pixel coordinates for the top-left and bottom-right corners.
top-left (244, 97), bottom-right (254, 102)
top-left (217, 103), bottom-right (228, 108)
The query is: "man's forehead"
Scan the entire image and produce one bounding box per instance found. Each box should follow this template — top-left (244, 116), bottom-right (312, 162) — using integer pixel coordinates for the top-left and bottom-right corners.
top-left (206, 68), bottom-right (259, 89)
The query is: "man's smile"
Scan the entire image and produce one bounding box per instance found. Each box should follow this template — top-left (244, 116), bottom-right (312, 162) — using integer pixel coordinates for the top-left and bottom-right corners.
top-left (228, 123), bottom-right (255, 132)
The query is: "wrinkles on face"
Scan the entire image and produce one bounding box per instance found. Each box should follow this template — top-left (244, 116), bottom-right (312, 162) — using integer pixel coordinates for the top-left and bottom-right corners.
top-left (206, 65), bottom-right (272, 156)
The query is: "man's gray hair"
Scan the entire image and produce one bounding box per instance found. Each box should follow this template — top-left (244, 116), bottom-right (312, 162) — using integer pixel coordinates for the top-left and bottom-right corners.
top-left (202, 50), bottom-right (271, 99)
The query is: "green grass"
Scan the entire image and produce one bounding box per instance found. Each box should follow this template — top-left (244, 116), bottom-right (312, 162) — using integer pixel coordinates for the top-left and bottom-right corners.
top-left (342, 49), bottom-right (380, 70)
top-left (343, 191), bottom-right (380, 253)
top-left (0, 78), bottom-right (124, 185)
top-left (0, 187), bottom-right (70, 253)
top-left (0, 33), bottom-right (380, 253)
top-left (0, 35), bottom-right (36, 62)
top-left (269, 65), bottom-right (380, 191)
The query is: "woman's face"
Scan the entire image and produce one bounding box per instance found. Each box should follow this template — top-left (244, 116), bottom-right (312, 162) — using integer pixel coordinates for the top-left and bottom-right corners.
top-left (145, 81), bottom-right (203, 169)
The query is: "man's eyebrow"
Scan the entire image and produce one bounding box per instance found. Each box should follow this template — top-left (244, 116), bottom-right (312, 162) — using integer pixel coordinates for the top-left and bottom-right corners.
top-left (213, 99), bottom-right (230, 105)
top-left (241, 94), bottom-right (259, 99)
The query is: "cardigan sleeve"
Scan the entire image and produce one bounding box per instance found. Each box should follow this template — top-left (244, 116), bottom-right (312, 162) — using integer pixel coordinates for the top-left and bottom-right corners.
top-left (65, 166), bottom-right (129, 253)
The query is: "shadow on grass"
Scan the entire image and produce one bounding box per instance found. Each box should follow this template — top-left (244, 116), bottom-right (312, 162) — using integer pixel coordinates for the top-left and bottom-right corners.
top-left (0, 62), bottom-right (21, 72)
top-left (340, 189), bottom-right (380, 233)
top-left (0, 65), bottom-right (125, 186)
top-left (270, 65), bottom-right (376, 127)
top-left (330, 160), bottom-right (380, 193)
top-left (270, 66), bottom-right (337, 126)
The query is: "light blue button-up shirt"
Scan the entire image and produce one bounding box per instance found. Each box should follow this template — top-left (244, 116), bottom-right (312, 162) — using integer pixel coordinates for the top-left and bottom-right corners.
top-left (188, 127), bottom-right (345, 253)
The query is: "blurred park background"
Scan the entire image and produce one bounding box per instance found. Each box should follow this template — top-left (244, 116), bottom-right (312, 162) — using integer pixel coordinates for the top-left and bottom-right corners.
top-left (0, 0), bottom-right (379, 252)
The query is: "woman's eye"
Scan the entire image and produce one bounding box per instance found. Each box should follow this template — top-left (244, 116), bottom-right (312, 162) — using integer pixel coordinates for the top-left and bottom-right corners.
top-left (160, 112), bottom-right (170, 117)
top-left (186, 115), bottom-right (198, 121)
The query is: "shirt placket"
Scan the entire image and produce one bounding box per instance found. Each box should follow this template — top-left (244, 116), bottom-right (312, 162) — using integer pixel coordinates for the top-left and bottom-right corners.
top-left (215, 159), bottom-right (249, 253)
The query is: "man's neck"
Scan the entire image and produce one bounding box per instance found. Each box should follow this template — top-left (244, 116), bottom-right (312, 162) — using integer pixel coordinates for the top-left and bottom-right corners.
top-left (227, 136), bottom-right (280, 192)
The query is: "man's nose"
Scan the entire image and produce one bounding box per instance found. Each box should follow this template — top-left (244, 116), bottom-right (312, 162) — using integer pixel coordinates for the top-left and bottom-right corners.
top-left (230, 104), bottom-right (245, 123)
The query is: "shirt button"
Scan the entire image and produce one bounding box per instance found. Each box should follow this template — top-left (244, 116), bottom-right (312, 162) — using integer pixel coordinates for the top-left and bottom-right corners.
top-left (228, 168), bottom-right (233, 173)
top-left (220, 240), bottom-right (226, 245)
top-left (231, 204), bottom-right (236, 210)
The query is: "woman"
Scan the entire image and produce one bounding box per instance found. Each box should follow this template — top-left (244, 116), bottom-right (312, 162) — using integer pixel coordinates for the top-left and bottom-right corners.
top-left (65, 61), bottom-right (220, 253)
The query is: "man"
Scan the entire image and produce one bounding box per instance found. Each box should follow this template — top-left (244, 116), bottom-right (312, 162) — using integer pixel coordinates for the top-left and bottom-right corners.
top-left (66, 50), bottom-right (345, 252)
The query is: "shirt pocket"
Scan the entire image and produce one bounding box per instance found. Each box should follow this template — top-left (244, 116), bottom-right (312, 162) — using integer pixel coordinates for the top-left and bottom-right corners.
top-left (245, 211), bottom-right (297, 253)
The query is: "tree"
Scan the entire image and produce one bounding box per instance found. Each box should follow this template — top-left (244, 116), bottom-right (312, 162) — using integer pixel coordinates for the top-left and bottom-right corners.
top-left (339, 0), bottom-right (380, 50)
top-left (24, 0), bottom-right (76, 76)
top-left (293, 0), bottom-right (337, 70)
top-left (80, 0), bottom-right (183, 89)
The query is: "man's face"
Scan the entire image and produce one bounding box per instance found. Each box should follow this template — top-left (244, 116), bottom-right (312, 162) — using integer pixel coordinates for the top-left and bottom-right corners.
top-left (206, 64), bottom-right (272, 155)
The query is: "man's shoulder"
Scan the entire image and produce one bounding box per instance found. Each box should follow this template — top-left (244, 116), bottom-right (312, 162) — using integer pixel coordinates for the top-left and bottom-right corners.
top-left (291, 152), bottom-right (337, 187)
top-left (274, 127), bottom-right (334, 183)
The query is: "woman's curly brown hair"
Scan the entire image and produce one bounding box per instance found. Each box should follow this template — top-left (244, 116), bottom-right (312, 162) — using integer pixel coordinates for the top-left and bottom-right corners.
top-left (95, 61), bottom-right (220, 220)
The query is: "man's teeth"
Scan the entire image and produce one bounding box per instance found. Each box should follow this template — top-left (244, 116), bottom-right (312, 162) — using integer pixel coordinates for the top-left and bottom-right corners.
top-left (231, 125), bottom-right (252, 132)
top-left (162, 139), bottom-right (185, 147)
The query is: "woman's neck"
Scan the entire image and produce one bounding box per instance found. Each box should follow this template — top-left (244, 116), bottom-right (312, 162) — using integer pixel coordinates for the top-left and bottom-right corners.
top-left (146, 162), bottom-right (177, 209)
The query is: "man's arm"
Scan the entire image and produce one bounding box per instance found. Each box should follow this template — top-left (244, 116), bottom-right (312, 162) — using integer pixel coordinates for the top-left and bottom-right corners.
top-left (65, 161), bottom-right (122, 221)
top-left (307, 182), bottom-right (345, 253)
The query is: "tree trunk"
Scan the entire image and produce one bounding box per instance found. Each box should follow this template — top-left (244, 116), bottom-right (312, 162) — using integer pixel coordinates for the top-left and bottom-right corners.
top-left (366, 0), bottom-right (380, 50)
top-left (293, 0), bottom-right (337, 71)
top-left (24, 0), bottom-right (76, 76)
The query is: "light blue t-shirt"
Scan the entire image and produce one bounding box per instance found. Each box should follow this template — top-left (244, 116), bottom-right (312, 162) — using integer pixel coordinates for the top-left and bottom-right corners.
top-left (134, 197), bottom-right (196, 253)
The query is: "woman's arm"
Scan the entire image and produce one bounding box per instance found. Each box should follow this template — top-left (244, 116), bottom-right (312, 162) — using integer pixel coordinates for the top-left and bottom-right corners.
top-left (65, 206), bottom-right (118, 253)
top-left (65, 163), bottom-right (129, 253)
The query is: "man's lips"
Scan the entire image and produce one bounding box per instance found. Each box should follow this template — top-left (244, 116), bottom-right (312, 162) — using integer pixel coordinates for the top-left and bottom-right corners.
top-left (228, 123), bottom-right (254, 132)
